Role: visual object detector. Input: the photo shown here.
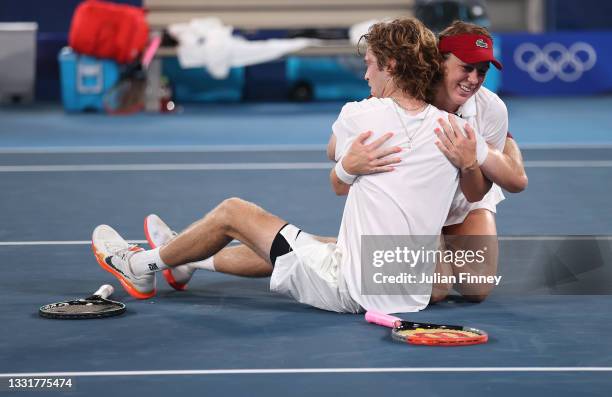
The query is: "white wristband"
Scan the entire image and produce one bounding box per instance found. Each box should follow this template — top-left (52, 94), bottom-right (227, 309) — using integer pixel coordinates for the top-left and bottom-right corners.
top-left (475, 135), bottom-right (489, 165)
top-left (335, 158), bottom-right (357, 185)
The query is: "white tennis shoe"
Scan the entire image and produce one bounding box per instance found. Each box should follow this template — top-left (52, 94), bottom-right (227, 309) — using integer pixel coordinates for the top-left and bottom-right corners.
top-left (92, 224), bottom-right (156, 299)
top-left (144, 214), bottom-right (195, 291)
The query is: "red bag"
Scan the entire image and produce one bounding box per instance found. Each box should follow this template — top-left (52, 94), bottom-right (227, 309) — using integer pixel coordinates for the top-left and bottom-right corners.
top-left (69, 0), bottom-right (149, 64)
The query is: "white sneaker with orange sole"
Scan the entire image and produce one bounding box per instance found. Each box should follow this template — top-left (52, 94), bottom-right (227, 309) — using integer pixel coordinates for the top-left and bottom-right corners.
top-left (92, 224), bottom-right (156, 299)
top-left (144, 214), bottom-right (195, 291)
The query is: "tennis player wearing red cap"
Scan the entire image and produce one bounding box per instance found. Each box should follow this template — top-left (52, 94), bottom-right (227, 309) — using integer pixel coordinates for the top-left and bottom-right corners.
top-left (147, 21), bottom-right (527, 306)
top-left (331, 21), bottom-right (528, 303)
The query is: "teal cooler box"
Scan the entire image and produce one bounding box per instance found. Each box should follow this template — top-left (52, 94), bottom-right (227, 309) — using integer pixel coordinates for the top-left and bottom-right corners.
top-left (162, 57), bottom-right (244, 103)
top-left (58, 47), bottom-right (120, 112)
top-left (286, 55), bottom-right (370, 101)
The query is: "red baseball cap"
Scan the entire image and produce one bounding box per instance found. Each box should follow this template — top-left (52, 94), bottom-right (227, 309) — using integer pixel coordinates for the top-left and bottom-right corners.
top-left (439, 34), bottom-right (503, 70)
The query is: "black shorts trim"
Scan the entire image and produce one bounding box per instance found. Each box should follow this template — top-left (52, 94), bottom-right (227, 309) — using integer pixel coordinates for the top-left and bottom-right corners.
top-left (270, 223), bottom-right (292, 266)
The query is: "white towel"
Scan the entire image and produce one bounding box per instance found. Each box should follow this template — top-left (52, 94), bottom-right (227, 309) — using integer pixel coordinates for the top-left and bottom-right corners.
top-left (168, 18), bottom-right (319, 79)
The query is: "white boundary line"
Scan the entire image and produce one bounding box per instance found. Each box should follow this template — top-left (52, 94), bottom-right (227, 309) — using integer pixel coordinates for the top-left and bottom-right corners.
top-left (0, 145), bottom-right (328, 154)
top-left (1, 237), bottom-right (610, 247)
top-left (0, 240), bottom-right (147, 246)
top-left (1, 367), bottom-right (612, 378)
top-left (0, 143), bottom-right (611, 154)
top-left (523, 160), bottom-right (612, 168)
top-left (0, 160), bottom-right (611, 173)
top-left (520, 143), bottom-right (612, 150)
top-left (0, 163), bottom-right (331, 172)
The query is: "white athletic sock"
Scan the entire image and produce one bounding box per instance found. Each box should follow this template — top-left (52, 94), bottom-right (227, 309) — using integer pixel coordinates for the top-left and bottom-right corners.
top-left (189, 256), bottom-right (216, 272)
top-left (129, 247), bottom-right (168, 276)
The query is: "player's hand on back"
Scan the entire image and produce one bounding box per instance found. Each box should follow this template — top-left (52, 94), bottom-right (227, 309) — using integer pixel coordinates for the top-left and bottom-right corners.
top-left (342, 131), bottom-right (402, 175)
top-left (435, 115), bottom-right (479, 172)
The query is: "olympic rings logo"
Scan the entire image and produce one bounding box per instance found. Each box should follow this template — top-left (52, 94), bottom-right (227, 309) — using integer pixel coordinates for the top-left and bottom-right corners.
top-left (513, 42), bottom-right (597, 82)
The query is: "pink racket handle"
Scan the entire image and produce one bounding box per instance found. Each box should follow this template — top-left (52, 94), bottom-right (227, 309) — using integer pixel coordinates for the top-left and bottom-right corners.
top-left (142, 35), bottom-right (161, 68)
top-left (365, 311), bottom-right (402, 328)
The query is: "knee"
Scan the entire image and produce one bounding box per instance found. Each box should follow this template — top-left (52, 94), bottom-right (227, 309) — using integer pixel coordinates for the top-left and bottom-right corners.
top-left (462, 288), bottom-right (492, 303)
top-left (430, 283), bottom-right (452, 304)
top-left (220, 197), bottom-right (248, 212)
top-left (213, 197), bottom-right (249, 228)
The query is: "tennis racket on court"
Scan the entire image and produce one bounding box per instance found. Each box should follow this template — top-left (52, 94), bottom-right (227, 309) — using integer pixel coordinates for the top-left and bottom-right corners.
top-left (365, 311), bottom-right (488, 346)
top-left (39, 284), bottom-right (126, 320)
top-left (102, 35), bottom-right (162, 115)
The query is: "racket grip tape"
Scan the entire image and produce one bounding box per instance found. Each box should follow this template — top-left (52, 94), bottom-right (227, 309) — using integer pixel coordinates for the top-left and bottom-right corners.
top-left (93, 284), bottom-right (114, 299)
top-left (142, 35), bottom-right (161, 68)
top-left (365, 311), bottom-right (402, 328)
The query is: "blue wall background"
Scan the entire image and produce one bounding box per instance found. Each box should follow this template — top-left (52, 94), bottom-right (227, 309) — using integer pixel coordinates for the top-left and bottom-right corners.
top-left (546, 0), bottom-right (612, 31)
top-left (0, 0), bottom-right (142, 32)
top-left (1, 0), bottom-right (612, 101)
top-left (0, 0), bottom-right (142, 100)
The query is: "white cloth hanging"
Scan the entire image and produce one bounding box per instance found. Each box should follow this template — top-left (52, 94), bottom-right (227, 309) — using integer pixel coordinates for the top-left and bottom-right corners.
top-left (168, 18), bottom-right (319, 79)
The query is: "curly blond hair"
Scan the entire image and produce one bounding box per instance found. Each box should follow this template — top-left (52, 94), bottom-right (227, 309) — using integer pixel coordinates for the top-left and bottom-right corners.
top-left (360, 17), bottom-right (442, 102)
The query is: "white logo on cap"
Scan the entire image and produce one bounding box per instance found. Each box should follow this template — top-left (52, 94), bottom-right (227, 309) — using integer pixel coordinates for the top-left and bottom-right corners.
top-left (475, 39), bottom-right (488, 49)
top-left (514, 42), bottom-right (597, 82)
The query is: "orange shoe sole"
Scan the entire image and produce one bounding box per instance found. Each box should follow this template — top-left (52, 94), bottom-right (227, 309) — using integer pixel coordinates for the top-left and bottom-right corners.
top-left (144, 216), bottom-right (188, 291)
top-left (92, 241), bottom-right (156, 300)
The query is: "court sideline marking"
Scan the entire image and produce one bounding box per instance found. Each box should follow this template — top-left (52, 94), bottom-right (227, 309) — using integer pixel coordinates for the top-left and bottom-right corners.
top-left (1, 143), bottom-right (612, 154)
top-left (1, 367), bottom-right (612, 378)
top-left (1, 236), bottom-right (611, 246)
top-left (0, 160), bottom-right (611, 172)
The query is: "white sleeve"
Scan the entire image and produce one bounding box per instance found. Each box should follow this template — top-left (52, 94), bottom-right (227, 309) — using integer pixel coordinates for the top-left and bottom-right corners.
top-left (481, 95), bottom-right (508, 151)
top-left (332, 104), bottom-right (358, 161)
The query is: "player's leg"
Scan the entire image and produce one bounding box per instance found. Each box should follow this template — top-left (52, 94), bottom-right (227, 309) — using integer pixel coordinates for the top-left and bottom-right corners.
top-left (145, 214), bottom-right (275, 290)
top-left (159, 197), bottom-right (286, 270)
top-left (442, 209), bottom-right (499, 302)
top-left (213, 235), bottom-right (336, 275)
top-left (430, 256), bottom-right (455, 303)
top-left (93, 197), bottom-right (286, 299)
top-left (146, 213), bottom-right (336, 289)
top-left (213, 235), bottom-right (335, 275)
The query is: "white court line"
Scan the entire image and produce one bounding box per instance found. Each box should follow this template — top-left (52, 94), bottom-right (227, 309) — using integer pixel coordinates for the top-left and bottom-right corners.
top-left (0, 145), bottom-right (327, 154)
top-left (0, 163), bottom-right (331, 172)
top-left (0, 143), bottom-right (611, 154)
top-left (0, 160), bottom-right (611, 173)
top-left (520, 143), bottom-right (612, 150)
top-left (0, 240), bottom-right (147, 246)
top-left (523, 160), bottom-right (612, 168)
top-left (500, 236), bottom-right (612, 241)
top-left (1, 237), bottom-right (610, 247)
top-left (1, 367), bottom-right (612, 378)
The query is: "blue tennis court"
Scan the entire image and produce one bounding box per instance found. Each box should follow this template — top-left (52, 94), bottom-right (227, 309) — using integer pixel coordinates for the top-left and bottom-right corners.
top-left (1, 98), bottom-right (611, 396)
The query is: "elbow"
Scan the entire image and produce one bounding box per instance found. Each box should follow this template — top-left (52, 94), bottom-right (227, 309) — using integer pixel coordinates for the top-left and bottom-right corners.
top-left (463, 181), bottom-right (492, 203)
top-left (465, 191), bottom-right (486, 203)
top-left (334, 185), bottom-right (350, 196)
top-left (506, 174), bottom-right (528, 193)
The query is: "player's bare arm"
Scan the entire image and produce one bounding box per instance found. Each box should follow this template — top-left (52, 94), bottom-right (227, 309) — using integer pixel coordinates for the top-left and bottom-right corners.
top-left (480, 136), bottom-right (528, 193)
top-left (330, 165), bottom-right (351, 196)
top-left (435, 114), bottom-right (492, 202)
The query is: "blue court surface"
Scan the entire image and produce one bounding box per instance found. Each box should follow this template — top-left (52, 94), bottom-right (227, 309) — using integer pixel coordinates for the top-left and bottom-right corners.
top-left (1, 97), bottom-right (612, 396)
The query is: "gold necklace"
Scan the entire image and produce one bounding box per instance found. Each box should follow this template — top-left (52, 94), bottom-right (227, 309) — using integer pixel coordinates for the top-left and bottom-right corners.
top-left (390, 97), bottom-right (427, 150)
top-left (390, 96), bottom-right (426, 113)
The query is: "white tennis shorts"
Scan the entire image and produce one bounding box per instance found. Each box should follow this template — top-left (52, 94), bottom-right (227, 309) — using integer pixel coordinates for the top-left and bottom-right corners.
top-left (269, 225), bottom-right (362, 313)
top-left (445, 184), bottom-right (505, 226)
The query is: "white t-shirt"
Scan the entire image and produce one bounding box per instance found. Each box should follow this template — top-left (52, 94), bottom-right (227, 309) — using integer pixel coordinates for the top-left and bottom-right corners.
top-left (445, 87), bottom-right (508, 226)
top-left (333, 97), bottom-right (488, 314)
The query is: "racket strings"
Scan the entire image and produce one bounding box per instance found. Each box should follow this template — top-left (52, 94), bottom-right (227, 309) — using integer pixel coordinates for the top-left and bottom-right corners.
top-left (393, 325), bottom-right (487, 345)
top-left (104, 77), bottom-right (147, 115)
top-left (51, 303), bottom-right (115, 314)
top-left (397, 328), bottom-right (483, 338)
